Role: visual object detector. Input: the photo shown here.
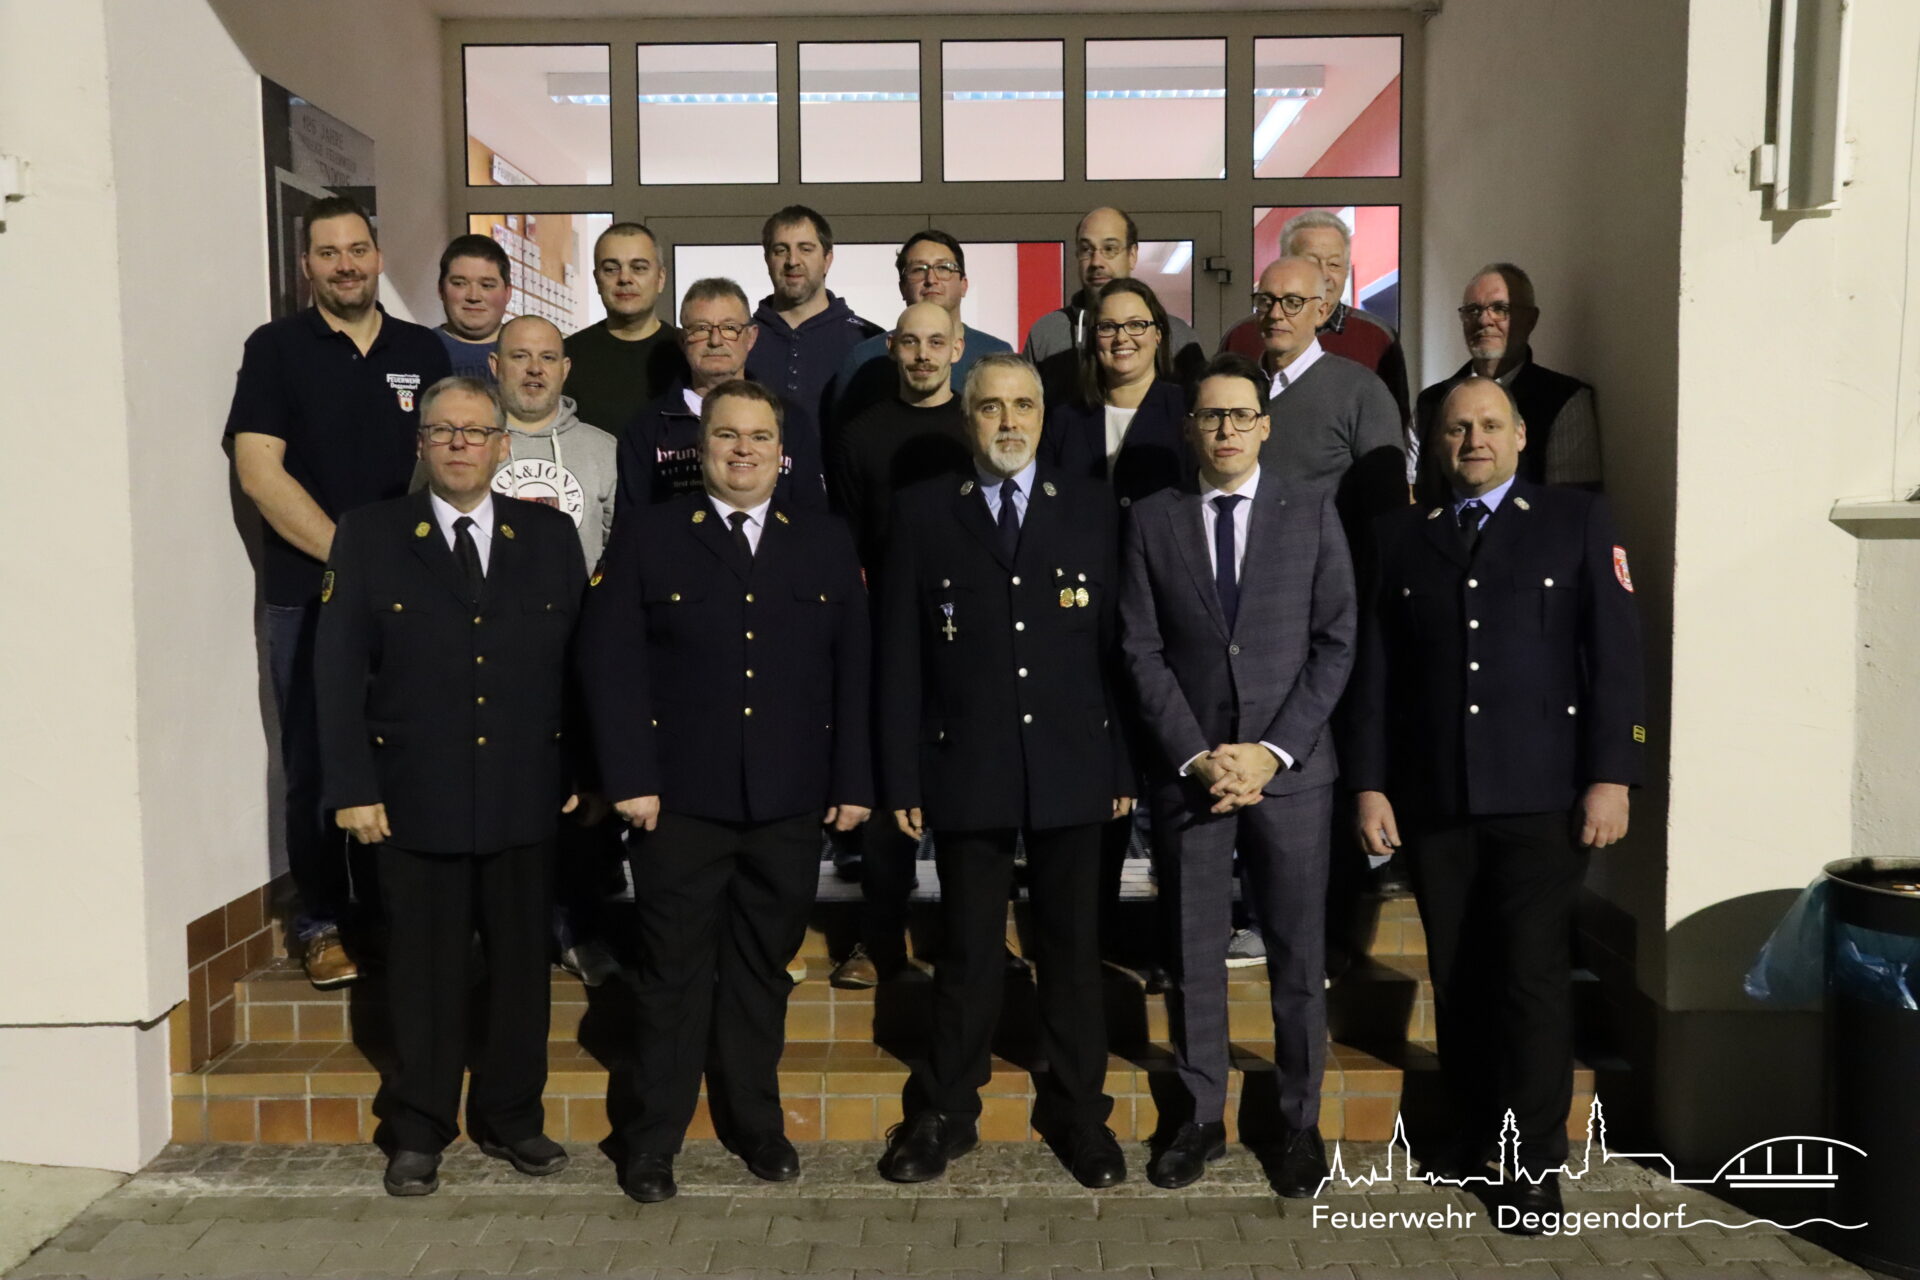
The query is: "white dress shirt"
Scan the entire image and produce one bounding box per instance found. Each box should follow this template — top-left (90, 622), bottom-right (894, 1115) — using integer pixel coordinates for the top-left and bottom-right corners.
top-left (1267, 337), bottom-right (1325, 397)
top-left (681, 386), bottom-right (704, 415)
top-left (429, 490), bottom-right (496, 574)
top-left (709, 493), bottom-right (772, 553)
top-left (1182, 465), bottom-right (1294, 776)
top-left (977, 458), bottom-right (1036, 526)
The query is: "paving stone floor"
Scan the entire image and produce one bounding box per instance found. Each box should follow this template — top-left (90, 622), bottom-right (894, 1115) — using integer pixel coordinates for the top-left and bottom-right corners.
top-left (3, 1141), bottom-right (1876, 1279)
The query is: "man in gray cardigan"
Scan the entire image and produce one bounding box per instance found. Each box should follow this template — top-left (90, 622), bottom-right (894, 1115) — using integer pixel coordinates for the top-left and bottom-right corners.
top-left (1118, 353), bottom-right (1357, 1198)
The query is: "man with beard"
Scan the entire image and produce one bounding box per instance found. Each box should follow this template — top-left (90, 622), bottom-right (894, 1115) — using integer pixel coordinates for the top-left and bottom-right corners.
top-left (616, 278), bottom-right (825, 516)
top-left (744, 205), bottom-right (882, 435)
top-left (227, 194), bottom-right (451, 988)
top-left (824, 301), bottom-right (973, 990)
top-left (1023, 206), bottom-right (1208, 406)
top-left (565, 222), bottom-right (689, 440)
top-left (434, 234), bottom-right (512, 381)
top-left (827, 231), bottom-right (1011, 429)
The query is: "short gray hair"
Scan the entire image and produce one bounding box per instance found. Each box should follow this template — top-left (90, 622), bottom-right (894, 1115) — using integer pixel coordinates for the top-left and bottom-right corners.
top-left (681, 276), bottom-right (751, 316)
top-left (1280, 209), bottom-right (1352, 255)
top-left (962, 352), bottom-right (1044, 418)
top-left (417, 375), bottom-right (504, 428)
top-left (1472, 262), bottom-right (1537, 311)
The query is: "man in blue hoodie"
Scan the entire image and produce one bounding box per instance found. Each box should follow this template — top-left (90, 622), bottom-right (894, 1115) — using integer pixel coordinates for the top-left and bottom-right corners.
top-left (744, 205), bottom-right (882, 442)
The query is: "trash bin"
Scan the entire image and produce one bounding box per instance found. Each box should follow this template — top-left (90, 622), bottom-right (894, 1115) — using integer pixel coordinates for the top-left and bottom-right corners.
top-left (1825, 856), bottom-right (1920, 1280)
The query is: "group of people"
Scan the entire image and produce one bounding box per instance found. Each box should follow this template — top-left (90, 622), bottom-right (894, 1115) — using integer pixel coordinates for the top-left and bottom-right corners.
top-left (224, 192), bottom-right (1644, 1229)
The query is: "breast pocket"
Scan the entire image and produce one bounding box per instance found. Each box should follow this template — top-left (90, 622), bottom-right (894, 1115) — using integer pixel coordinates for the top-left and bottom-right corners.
top-left (1521, 571), bottom-right (1578, 639)
top-left (1051, 567), bottom-right (1101, 630)
top-left (642, 581), bottom-right (707, 640)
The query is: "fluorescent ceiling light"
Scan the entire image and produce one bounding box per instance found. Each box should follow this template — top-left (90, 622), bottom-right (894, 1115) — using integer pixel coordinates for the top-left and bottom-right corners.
top-left (1160, 242), bottom-right (1193, 275)
top-left (1253, 97), bottom-right (1311, 168)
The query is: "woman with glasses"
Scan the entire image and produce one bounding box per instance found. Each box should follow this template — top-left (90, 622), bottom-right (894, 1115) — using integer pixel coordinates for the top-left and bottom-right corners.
top-left (1044, 278), bottom-right (1194, 510)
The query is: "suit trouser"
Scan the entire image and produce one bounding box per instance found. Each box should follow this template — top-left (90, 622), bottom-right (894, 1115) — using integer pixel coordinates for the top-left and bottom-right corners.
top-left (858, 820), bottom-right (921, 965)
top-left (905, 824), bottom-right (1113, 1133)
top-left (1403, 811), bottom-right (1586, 1171)
top-left (1159, 784), bottom-right (1332, 1130)
top-left (375, 840), bottom-right (554, 1154)
top-left (625, 811), bottom-right (818, 1155)
top-left (1097, 810), bottom-right (1171, 968)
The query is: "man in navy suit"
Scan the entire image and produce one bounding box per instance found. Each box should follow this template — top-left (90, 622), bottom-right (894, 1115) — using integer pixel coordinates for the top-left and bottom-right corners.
top-left (1118, 353), bottom-right (1356, 1195)
top-left (577, 379), bottom-right (872, 1203)
top-left (1347, 376), bottom-right (1643, 1227)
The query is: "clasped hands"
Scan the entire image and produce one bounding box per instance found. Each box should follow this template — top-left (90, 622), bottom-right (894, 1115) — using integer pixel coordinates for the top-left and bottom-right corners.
top-left (1189, 743), bottom-right (1280, 814)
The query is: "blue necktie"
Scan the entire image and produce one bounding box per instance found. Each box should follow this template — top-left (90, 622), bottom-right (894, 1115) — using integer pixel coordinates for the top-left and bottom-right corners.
top-left (1457, 499), bottom-right (1487, 553)
top-left (1212, 494), bottom-right (1244, 630)
top-left (997, 479), bottom-right (1020, 560)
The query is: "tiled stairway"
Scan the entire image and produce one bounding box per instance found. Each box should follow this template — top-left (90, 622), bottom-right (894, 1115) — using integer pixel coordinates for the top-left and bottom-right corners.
top-left (169, 870), bottom-right (1599, 1147)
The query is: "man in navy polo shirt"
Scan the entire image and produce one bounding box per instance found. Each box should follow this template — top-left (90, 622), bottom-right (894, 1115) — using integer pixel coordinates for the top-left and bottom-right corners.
top-left (744, 205), bottom-right (882, 446)
top-left (226, 194), bottom-right (451, 989)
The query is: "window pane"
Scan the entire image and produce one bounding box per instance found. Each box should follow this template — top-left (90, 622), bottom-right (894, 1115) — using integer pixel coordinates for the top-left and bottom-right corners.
top-left (463, 45), bottom-right (611, 186)
top-left (672, 243), bottom-right (901, 331)
top-left (638, 44), bottom-right (778, 185)
top-left (1085, 39), bottom-right (1225, 181)
top-left (1250, 205), bottom-right (1400, 330)
top-left (941, 242), bottom-right (1063, 349)
top-left (1253, 37), bottom-right (1402, 178)
top-left (1136, 240), bottom-right (1194, 326)
top-left (800, 43), bottom-right (921, 183)
top-left (468, 212), bottom-right (612, 331)
top-left (943, 42), bottom-right (1063, 182)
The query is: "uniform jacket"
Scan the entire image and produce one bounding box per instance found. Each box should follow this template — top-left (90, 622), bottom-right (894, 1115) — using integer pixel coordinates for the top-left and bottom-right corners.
top-left (314, 490), bottom-right (587, 855)
top-left (576, 492), bottom-right (872, 823)
top-left (1044, 378), bottom-right (1195, 512)
top-left (1119, 479), bottom-right (1356, 802)
top-left (877, 465), bottom-right (1133, 831)
top-left (1345, 479), bottom-right (1645, 816)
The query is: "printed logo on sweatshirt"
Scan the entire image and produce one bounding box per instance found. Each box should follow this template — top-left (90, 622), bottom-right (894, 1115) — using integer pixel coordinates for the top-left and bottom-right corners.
top-left (493, 457), bottom-right (585, 527)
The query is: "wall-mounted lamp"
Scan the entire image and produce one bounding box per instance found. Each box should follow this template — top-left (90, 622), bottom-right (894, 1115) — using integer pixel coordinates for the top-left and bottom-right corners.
top-left (1751, 0), bottom-right (1853, 212)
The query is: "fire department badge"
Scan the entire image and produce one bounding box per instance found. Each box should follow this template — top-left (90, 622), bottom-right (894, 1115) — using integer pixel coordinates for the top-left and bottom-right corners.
top-left (320, 571), bottom-right (334, 603)
top-left (1613, 545), bottom-right (1634, 593)
top-left (396, 388), bottom-right (414, 411)
top-left (414, 522), bottom-right (431, 538)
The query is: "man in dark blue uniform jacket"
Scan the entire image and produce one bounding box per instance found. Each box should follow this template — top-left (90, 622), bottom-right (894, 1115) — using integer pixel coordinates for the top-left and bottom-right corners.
top-left (874, 353), bottom-right (1134, 1190)
top-left (315, 376), bottom-right (586, 1196)
top-left (578, 379), bottom-right (872, 1204)
top-left (1347, 376), bottom-right (1644, 1227)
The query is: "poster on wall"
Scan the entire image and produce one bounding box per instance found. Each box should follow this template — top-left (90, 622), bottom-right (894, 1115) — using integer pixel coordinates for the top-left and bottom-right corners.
top-left (261, 78), bottom-right (377, 319)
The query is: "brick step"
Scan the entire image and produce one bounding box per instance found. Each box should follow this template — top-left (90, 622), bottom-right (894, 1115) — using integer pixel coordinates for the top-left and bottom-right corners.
top-left (170, 1034), bottom-right (1599, 1148)
top-left (232, 952), bottom-right (1439, 1053)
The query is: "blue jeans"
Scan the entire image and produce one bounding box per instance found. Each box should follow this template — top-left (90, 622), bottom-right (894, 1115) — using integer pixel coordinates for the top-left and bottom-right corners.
top-left (265, 600), bottom-right (352, 940)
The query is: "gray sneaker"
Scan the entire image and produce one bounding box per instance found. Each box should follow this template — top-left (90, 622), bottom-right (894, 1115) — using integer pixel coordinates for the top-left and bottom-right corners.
top-left (1225, 928), bottom-right (1267, 969)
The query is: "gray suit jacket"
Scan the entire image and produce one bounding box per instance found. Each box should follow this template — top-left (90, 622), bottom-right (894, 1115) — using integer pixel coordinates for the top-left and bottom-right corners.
top-left (1118, 476), bottom-right (1357, 799)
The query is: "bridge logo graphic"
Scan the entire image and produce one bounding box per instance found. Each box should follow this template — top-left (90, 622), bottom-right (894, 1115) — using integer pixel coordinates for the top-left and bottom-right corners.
top-left (1314, 1097), bottom-right (1867, 1232)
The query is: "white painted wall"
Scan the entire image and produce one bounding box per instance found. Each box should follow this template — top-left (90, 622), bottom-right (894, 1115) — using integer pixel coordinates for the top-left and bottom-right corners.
top-left (0, 1024), bottom-right (170, 1172)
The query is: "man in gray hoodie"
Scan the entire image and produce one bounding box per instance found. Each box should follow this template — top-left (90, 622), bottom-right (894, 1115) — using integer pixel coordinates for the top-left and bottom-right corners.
top-left (489, 316), bottom-right (619, 572)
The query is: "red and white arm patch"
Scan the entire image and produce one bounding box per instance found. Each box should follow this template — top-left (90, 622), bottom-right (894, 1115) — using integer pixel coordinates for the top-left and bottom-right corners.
top-left (1613, 545), bottom-right (1634, 593)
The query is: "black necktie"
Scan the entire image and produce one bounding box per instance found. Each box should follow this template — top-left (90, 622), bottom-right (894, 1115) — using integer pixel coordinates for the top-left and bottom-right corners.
top-left (452, 515), bottom-right (483, 601)
top-left (727, 509), bottom-right (753, 560)
top-left (1212, 494), bottom-right (1245, 630)
top-left (996, 479), bottom-right (1021, 561)
top-left (1457, 499), bottom-right (1487, 553)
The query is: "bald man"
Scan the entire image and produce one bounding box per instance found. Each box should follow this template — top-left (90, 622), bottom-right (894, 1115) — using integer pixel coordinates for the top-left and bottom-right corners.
top-left (1024, 206), bottom-right (1208, 405)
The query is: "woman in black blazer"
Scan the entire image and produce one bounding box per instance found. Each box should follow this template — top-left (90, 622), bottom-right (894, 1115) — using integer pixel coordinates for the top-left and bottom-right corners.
top-left (1043, 278), bottom-right (1194, 510)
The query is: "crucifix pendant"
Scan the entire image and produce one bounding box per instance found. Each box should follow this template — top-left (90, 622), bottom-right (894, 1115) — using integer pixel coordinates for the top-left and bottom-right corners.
top-left (940, 603), bottom-right (957, 642)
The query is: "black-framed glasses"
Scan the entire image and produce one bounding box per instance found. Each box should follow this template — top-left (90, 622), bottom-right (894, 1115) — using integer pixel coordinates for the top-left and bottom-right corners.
top-left (901, 261), bottom-right (962, 282)
top-left (1189, 407), bottom-right (1265, 432)
top-left (1094, 318), bottom-right (1159, 340)
top-left (1252, 291), bottom-right (1313, 318)
top-left (684, 321), bottom-right (751, 342)
top-left (1457, 302), bottom-right (1513, 322)
top-left (420, 424), bottom-right (505, 447)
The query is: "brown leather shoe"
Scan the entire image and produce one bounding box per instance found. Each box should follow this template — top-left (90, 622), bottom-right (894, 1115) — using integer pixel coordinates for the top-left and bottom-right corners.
top-left (303, 928), bottom-right (360, 989)
top-left (829, 946), bottom-right (880, 990)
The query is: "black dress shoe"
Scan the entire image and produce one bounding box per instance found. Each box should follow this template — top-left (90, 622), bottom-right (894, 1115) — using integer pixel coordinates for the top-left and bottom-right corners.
top-left (1140, 964), bottom-right (1174, 995)
top-left (743, 1133), bottom-right (801, 1182)
top-left (1147, 1120), bottom-right (1226, 1190)
top-left (1271, 1126), bottom-right (1329, 1199)
top-left (383, 1149), bottom-right (440, 1197)
top-left (877, 1111), bottom-right (978, 1183)
top-left (1062, 1124), bottom-right (1127, 1189)
top-left (478, 1133), bottom-right (569, 1177)
top-left (624, 1152), bottom-right (677, 1203)
top-left (1500, 1173), bottom-right (1562, 1233)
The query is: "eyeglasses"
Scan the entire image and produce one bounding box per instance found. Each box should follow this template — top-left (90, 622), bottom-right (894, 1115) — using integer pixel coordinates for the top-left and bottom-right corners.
top-left (1251, 292), bottom-right (1314, 318)
top-left (420, 424), bottom-right (505, 447)
top-left (1189, 407), bottom-right (1265, 432)
top-left (1075, 242), bottom-right (1131, 262)
top-left (684, 321), bottom-right (751, 342)
top-left (1094, 318), bottom-right (1159, 340)
top-left (901, 261), bottom-right (962, 282)
top-left (1457, 302), bottom-right (1514, 322)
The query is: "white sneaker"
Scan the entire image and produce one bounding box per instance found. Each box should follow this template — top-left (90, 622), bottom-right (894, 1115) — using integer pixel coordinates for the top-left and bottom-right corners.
top-left (1225, 928), bottom-right (1267, 969)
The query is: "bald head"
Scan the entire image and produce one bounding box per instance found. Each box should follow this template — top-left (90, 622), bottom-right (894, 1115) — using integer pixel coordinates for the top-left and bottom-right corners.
top-left (1254, 257), bottom-right (1331, 367)
top-left (1075, 206), bottom-right (1139, 292)
top-left (889, 301), bottom-right (963, 405)
top-left (493, 314), bottom-right (571, 424)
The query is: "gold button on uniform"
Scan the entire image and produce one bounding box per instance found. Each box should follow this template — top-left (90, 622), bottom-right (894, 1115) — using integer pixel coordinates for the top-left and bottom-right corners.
top-left (745, 630), bottom-right (755, 640)
top-left (1022, 714), bottom-right (1033, 724)
top-left (374, 735), bottom-right (385, 745)
top-left (671, 592), bottom-right (681, 602)
top-left (475, 655), bottom-right (486, 664)
top-left (1012, 575), bottom-right (1022, 585)
top-left (473, 615), bottom-right (482, 625)
top-left (477, 736), bottom-right (487, 745)
top-left (745, 592), bottom-right (755, 602)
top-left (744, 707), bottom-right (754, 717)
top-left (391, 603), bottom-right (404, 613)
top-left (746, 669), bottom-right (755, 678)
top-left (476, 695), bottom-right (486, 705)
top-left (1014, 621), bottom-right (1025, 631)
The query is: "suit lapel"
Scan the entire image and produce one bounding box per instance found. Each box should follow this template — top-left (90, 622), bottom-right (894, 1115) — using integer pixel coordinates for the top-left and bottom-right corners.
top-left (1169, 492), bottom-right (1229, 638)
top-left (1234, 482), bottom-right (1288, 628)
top-left (479, 498), bottom-right (516, 610)
top-left (406, 489), bottom-right (477, 606)
top-left (955, 477), bottom-right (1013, 571)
